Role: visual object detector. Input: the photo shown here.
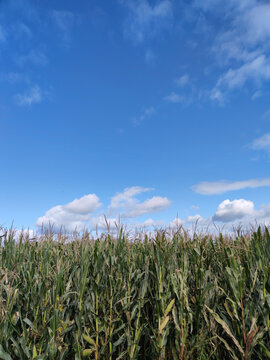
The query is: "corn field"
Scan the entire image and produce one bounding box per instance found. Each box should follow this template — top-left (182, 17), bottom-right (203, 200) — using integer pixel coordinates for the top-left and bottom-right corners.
top-left (1, 226), bottom-right (270, 359)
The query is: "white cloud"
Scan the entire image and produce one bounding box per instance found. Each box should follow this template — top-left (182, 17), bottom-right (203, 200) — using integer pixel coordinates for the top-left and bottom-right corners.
top-left (244, 3), bottom-right (270, 44)
top-left (64, 194), bottom-right (101, 214)
top-left (108, 186), bottom-right (171, 218)
top-left (121, 0), bottom-right (173, 42)
top-left (36, 194), bottom-right (102, 232)
top-left (251, 90), bottom-right (262, 100)
top-left (175, 74), bottom-right (189, 87)
top-left (89, 216), bottom-right (118, 231)
top-left (168, 214), bottom-right (208, 229)
top-left (217, 55), bottom-right (270, 89)
top-left (15, 228), bottom-right (36, 239)
top-left (168, 217), bottom-right (184, 228)
top-left (37, 187), bottom-right (170, 232)
top-left (133, 106), bottom-right (155, 126)
top-left (164, 92), bottom-right (185, 103)
top-left (196, 0), bottom-right (270, 100)
top-left (256, 204), bottom-right (270, 223)
top-left (186, 214), bottom-right (203, 223)
top-left (213, 199), bottom-right (255, 222)
top-left (252, 133), bottom-right (270, 154)
top-left (192, 178), bottom-right (270, 195)
top-left (209, 88), bottom-right (225, 104)
top-left (123, 196), bottom-right (171, 218)
top-left (109, 186), bottom-right (151, 213)
top-left (143, 218), bottom-right (163, 227)
top-left (15, 85), bottom-right (42, 106)
top-left (134, 218), bottom-right (165, 228)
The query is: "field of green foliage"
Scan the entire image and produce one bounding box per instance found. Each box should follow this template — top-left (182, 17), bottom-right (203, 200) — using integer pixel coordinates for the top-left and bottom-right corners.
top-left (1, 226), bottom-right (270, 359)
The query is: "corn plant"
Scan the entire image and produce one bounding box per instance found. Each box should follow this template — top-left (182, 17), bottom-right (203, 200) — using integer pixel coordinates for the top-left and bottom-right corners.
top-left (0, 226), bottom-right (270, 359)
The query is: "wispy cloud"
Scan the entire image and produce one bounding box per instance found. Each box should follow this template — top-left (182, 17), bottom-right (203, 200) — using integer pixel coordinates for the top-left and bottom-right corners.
top-left (216, 55), bottom-right (270, 90)
top-left (51, 10), bottom-right (77, 45)
top-left (15, 85), bottom-right (43, 106)
top-left (133, 106), bottom-right (155, 126)
top-left (120, 0), bottom-right (173, 43)
top-left (164, 92), bottom-right (187, 104)
top-left (192, 178), bottom-right (270, 195)
top-left (263, 109), bottom-right (270, 120)
top-left (16, 50), bottom-right (48, 66)
top-left (193, 0), bottom-right (270, 102)
top-left (0, 72), bottom-right (29, 84)
top-left (251, 90), bottom-right (262, 100)
top-left (12, 22), bottom-right (32, 39)
top-left (165, 74), bottom-right (198, 105)
top-left (209, 88), bottom-right (225, 104)
top-left (251, 133), bottom-right (270, 156)
top-left (175, 74), bottom-right (190, 87)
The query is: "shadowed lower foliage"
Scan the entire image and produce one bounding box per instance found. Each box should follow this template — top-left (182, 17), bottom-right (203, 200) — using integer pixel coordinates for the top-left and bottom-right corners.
top-left (1, 226), bottom-right (270, 359)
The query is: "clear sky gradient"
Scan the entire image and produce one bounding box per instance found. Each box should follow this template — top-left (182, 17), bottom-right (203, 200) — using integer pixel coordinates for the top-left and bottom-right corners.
top-left (1, 0), bottom-right (270, 232)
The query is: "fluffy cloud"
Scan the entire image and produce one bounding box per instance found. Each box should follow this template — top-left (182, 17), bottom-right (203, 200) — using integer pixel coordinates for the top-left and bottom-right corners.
top-left (36, 187), bottom-right (171, 232)
top-left (120, 0), bottom-right (173, 42)
top-left (64, 194), bottom-right (101, 214)
top-left (36, 194), bottom-right (102, 232)
top-left (168, 217), bottom-right (184, 228)
top-left (192, 178), bottom-right (270, 195)
top-left (108, 186), bottom-right (171, 218)
top-left (15, 85), bottom-right (42, 106)
top-left (213, 199), bottom-right (255, 222)
top-left (123, 196), bottom-right (171, 217)
top-left (108, 186), bottom-right (151, 213)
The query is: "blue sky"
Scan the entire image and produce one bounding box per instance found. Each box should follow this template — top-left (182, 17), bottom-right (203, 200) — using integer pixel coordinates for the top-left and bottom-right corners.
top-left (1, 0), bottom-right (270, 232)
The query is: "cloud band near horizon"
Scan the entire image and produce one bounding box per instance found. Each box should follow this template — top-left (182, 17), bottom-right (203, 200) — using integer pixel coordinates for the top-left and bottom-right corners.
top-left (192, 178), bottom-right (270, 195)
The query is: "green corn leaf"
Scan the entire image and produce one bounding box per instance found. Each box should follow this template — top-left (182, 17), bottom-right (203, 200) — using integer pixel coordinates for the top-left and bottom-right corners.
top-left (0, 346), bottom-right (12, 360)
